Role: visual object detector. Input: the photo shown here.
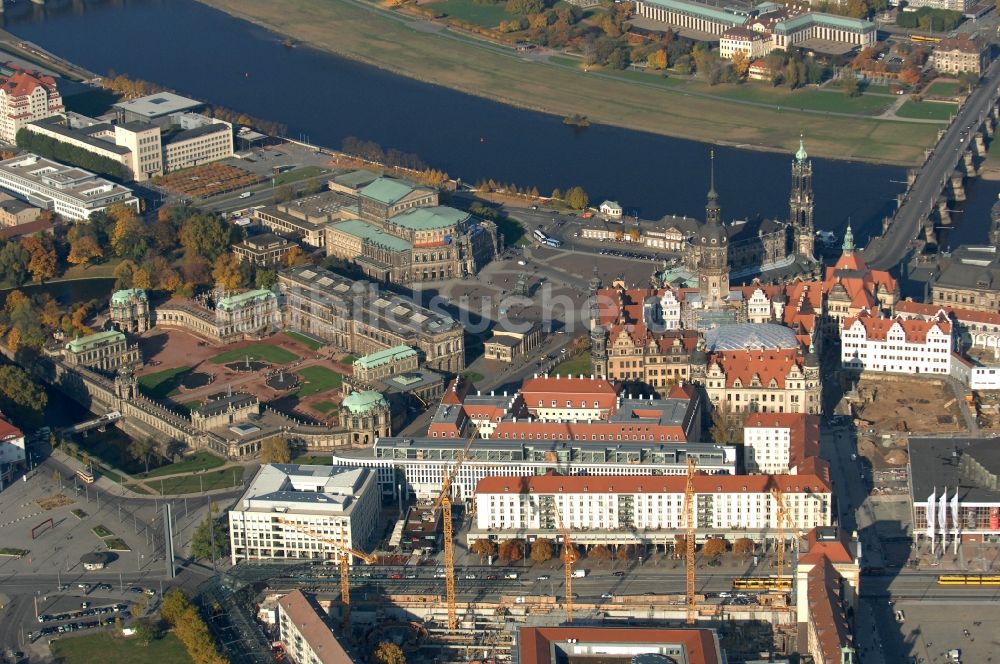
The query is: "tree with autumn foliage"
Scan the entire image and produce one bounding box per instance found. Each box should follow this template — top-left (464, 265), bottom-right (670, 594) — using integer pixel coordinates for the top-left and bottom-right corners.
top-left (285, 245), bottom-right (309, 267)
top-left (67, 233), bottom-right (102, 268)
top-left (471, 539), bottom-right (497, 561)
top-left (498, 538), bottom-right (526, 562)
top-left (19, 235), bottom-right (57, 283)
top-left (647, 49), bottom-right (668, 70)
top-left (732, 50), bottom-right (750, 80)
top-left (702, 537), bottom-right (728, 559)
top-left (109, 204), bottom-right (149, 260)
top-left (212, 253), bottom-right (246, 290)
top-left (588, 544), bottom-right (612, 562)
top-left (733, 537), bottom-right (755, 559)
top-left (530, 537), bottom-right (555, 563)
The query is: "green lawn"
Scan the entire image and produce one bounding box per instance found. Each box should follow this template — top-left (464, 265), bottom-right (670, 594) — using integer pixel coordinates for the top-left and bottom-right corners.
top-left (312, 400), bottom-right (338, 413)
top-left (92, 525), bottom-right (114, 538)
top-left (285, 330), bottom-right (325, 350)
top-left (154, 467), bottom-right (245, 495)
top-left (295, 366), bottom-right (343, 396)
top-left (137, 451), bottom-right (225, 479)
top-left (926, 80), bottom-right (962, 97)
top-left (702, 82), bottom-right (894, 115)
top-left (292, 455), bottom-right (333, 465)
top-left (896, 100), bottom-right (956, 121)
top-left (51, 631), bottom-right (193, 664)
top-left (138, 366), bottom-right (191, 400)
top-left (553, 354), bottom-right (591, 376)
top-left (342, 354), bottom-right (358, 365)
top-left (273, 165), bottom-right (328, 186)
top-left (210, 343), bottom-right (300, 365)
top-left (427, 0), bottom-right (510, 27)
top-left (461, 370), bottom-right (485, 382)
top-left (104, 538), bottom-right (131, 551)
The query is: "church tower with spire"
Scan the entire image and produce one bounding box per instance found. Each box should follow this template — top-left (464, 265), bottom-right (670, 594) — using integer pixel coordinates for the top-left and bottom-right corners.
top-left (790, 135), bottom-right (815, 260)
top-left (697, 150), bottom-right (729, 308)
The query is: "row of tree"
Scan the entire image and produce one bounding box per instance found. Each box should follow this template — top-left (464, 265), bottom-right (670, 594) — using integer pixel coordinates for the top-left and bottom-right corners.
top-left (340, 136), bottom-right (428, 171)
top-left (472, 536), bottom-right (758, 562)
top-left (15, 129), bottom-right (127, 180)
top-left (160, 590), bottom-right (230, 664)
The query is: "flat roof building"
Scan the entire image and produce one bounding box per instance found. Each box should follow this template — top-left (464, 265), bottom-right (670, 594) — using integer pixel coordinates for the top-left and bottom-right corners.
top-left (277, 590), bottom-right (355, 664)
top-left (113, 92), bottom-right (204, 126)
top-left (0, 154), bottom-right (139, 220)
top-left (229, 464), bottom-right (380, 564)
top-left (516, 626), bottom-right (723, 664)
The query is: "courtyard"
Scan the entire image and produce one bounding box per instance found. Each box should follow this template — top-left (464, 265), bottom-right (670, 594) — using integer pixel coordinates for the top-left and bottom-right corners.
top-left (135, 329), bottom-right (352, 424)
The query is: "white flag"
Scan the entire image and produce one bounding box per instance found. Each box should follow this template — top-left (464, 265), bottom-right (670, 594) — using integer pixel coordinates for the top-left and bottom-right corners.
top-left (939, 488), bottom-right (949, 538)
top-left (927, 488), bottom-right (936, 540)
top-left (951, 492), bottom-right (960, 534)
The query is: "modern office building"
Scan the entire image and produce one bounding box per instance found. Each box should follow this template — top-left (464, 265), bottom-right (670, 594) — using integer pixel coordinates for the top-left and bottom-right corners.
top-left (229, 464), bottom-right (380, 564)
top-left (331, 437), bottom-right (739, 502)
top-left (0, 154), bottom-right (139, 220)
top-left (0, 64), bottom-right (63, 143)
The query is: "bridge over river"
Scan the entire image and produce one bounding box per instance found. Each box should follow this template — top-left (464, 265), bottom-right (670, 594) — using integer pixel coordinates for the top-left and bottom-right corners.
top-left (862, 57), bottom-right (1000, 271)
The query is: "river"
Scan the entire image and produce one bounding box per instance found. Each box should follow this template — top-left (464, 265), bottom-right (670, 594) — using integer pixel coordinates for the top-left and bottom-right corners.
top-left (2, 0), bottom-right (942, 245)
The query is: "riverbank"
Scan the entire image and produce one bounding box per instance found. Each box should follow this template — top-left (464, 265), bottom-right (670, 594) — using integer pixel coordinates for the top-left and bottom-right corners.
top-left (194, 0), bottom-right (938, 165)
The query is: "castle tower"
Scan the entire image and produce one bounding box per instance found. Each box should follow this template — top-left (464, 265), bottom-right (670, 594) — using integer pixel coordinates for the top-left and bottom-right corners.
top-left (790, 136), bottom-right (815, 260)
top-left (697, 151), bottom-right (729, 308)
top-left (115, 365), bottom-right (138, 401)
top-left (588, 269), bottom-right (608, 378)
top-left (109, 288), bottom-right (150, 334)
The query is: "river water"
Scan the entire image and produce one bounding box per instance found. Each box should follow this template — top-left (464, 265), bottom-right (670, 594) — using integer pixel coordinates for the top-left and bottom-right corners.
top-left (3, 0), bottom-right (955, 245)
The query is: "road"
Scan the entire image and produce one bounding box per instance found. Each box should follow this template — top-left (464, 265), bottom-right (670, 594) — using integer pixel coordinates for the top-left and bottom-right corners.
top-left (863, 58), bottom-right (1000, 271)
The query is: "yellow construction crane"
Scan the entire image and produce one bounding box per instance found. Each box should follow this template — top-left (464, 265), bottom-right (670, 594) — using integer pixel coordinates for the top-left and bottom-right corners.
top-left (431, 423), bottom-right (479, 630)
top-left (684, 456), bottom-right (697, 625)
top-left (555, 506), bottom-right (575, 624)
top-left (277, 519), bottom-right (377, 634)
top-left (770, 485), bottom-right (801, 583)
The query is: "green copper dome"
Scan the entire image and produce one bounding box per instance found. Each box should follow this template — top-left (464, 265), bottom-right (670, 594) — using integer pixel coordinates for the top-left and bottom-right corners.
top-left (796, 136), bottom-right (808, 162)
top-left (342, 390), bottom-right (388, 414)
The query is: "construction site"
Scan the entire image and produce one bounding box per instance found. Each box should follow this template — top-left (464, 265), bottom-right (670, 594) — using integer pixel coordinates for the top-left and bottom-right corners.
top-left (202, 433), bottom-right (850, 664)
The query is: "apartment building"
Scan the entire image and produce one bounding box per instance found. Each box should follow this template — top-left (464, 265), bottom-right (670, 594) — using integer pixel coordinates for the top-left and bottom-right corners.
top-left (695, 345), bottom-right (821, 415)
top-left (0, 65), bottom-right (63, 143)
top-left (229, 464), bottom-right (380, 564)
top-left (840, 310), bottom-right (953, 375)
top-left (63, 330), bottom-right (141, 373)
top-left (279, 266), bottom-right (465, 372)
top-left (470, 470), bottom-right (832, 546)
top-left (743, 411), bottom-right (819, 474)
top-left (277, 590), bottom-right (354, 664)
top-left (0, 193), bottom-right (39, 228)
top-left (0, 153), bottom-right (139, 220)
top-left (895, 299), bottom-right (1000, 360)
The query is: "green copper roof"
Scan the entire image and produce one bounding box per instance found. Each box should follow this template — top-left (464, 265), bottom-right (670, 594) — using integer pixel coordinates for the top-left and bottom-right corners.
top-left (359, 177), bottom-right (416, 205)
top-left (111, 288), bottom-right (147, 305)
top-left (66, 329), bottom-right (125, 353)
top-left (774, 11), bottom-right (874, 34)
top-left (796, 137), bottom-right (808, 162)
top-left (640, 0), bottom-right (744, 25)
top-left (842, 224), bottom-right (854, 254)
top-left (217, 289), bottom-right (275, 312)
top-left (390, 206), bottom-right (469, 231)
top-left (354, 345), bottom-right (417, 370)
top-left (332, 169), bottom-right (379, 189)
top-left (330, 219), bottom-right (413, 251)
top-left (342, 390), bottom-right (388, 414)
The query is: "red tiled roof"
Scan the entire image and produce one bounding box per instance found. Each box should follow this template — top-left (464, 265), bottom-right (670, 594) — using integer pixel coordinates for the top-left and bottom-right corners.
top-left (708, 348), bottom-right (805, 389)
top-left (843, 311), bottom-right (951, 342)
top-left (519, 626), bottom-right (722, 664)
top-left (804, 557), bottom-right (853, 663)
top-left (0, 217), bottom-right (52, 240)
top-left (799, 527), bottom-right (854, 565)
top-left (476, 471), bottom-right (830, 495)
top-left (521, 375), bottom-right (620, 412)
top-left (896, 299), bottom-right (1000, 327)
top-left (441, 377), bottom-right (474, 405)
top-left (0, 415), bottom-right (22, 442)
top-left (0, 67), bottom-right (58, 98)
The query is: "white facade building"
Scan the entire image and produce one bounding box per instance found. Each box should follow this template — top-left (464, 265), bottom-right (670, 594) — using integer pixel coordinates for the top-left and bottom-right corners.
top-left (470, 472), bottom-right (832, 546)
top-left (228, 464), bottom-right (380, 565)
top-left (331, 438), bottom-right (738, 503)
top-left (0, 66), bottom-right (63, 143)
top-left (841, 311), bottom-right (953, 375)
top-left (719, 27), bottom-right (773, 60)
top-left (742, 412), bottom-right (819, 475)
top-left (0, 154), bottom-right (139, 220)
top-left (0, 416), bottom-right (25, 467)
